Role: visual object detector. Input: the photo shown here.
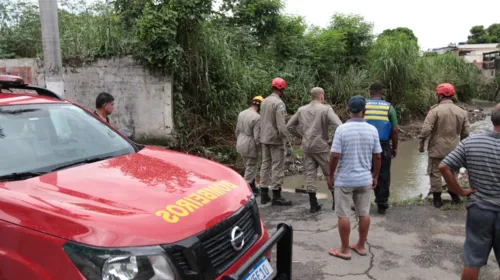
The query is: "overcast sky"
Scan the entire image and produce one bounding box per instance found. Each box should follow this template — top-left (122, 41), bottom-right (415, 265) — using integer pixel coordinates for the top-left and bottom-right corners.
top-left (81, 0), bottom-right (499, 50)
top-left (283, 0), bottom-right (500, 50)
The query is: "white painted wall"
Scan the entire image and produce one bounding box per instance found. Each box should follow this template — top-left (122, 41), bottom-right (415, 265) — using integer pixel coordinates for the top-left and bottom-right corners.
top-left (0, 56), bottom-right (174, 141)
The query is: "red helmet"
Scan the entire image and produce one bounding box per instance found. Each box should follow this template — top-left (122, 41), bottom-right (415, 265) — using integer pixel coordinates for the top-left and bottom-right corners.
top-left (436, 83), bottom-right (455, 97)
top-left (271, 77), bottom-right (287, 89)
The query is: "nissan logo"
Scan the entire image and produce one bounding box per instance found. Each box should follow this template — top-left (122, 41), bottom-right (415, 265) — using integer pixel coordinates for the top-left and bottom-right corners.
top-left (230, 226), bottom-right (245, 251)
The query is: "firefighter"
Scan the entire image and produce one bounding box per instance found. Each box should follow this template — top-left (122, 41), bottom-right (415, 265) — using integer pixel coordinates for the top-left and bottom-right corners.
top-left (259, 77), bottom-right (292, 206)
top-left (418, 83), bottom-right (470, 208)
top-left (286, 87), bottom-right (342, 213)
top-left (235, 96), bottom-right (264, 196)
top-left (364, 82), bottom-right (399, 215)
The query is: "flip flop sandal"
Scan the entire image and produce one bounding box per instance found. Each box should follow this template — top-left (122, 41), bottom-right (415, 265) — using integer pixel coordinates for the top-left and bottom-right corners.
top-left (349, 245), bottom-right (367, 256)
top-left (328, 248), bottom-right (351, 260)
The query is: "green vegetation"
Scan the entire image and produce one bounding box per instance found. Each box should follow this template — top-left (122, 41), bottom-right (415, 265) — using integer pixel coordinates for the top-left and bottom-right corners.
top-left (390, 194), bottom-right (430, 207)
top-left (390, 192), bottom-right (468, 211)
top-left (378, 27), bottom-right (418, 43)
top-left (467, 23), bottom-right (500, 44)
top-left (0, 0), bottom-right (490, 163)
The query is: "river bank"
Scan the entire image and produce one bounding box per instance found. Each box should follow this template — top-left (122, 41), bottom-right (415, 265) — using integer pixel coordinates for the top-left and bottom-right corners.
top-left (279, 99), bottom-right (495, 202)
top-left (286, 100), bottom-right (489, 170)
top-left (397, 101), bottom-right (489, 141)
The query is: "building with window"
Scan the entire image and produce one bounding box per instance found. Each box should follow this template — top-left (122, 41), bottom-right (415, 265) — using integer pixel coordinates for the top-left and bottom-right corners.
top-left (430, 43), bottom-right (499, 78)
top-left (482, 51), bottom-right (500, 78)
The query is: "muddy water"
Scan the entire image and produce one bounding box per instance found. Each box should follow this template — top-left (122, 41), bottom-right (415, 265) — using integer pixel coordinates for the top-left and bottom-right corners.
top-left (283, 102), bottom-right (496, 201)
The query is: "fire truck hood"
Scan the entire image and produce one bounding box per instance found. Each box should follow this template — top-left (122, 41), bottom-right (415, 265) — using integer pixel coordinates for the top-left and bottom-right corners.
top-left (0, 146), bottom-right (253, 247)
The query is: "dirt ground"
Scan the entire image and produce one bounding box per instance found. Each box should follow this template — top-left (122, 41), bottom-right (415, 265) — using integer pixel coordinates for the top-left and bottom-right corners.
top-left (260, 192), bottom-right (500, 280)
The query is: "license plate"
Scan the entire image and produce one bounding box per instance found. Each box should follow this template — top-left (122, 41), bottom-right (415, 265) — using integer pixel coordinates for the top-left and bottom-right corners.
top-left (243, 257), bottom-right (274, 280)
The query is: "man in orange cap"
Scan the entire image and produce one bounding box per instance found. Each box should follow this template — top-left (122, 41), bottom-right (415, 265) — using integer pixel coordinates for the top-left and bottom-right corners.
top-left (418, 83), bottom-right (470, 208)
top-left (259, 77), bottom-right (292, 206)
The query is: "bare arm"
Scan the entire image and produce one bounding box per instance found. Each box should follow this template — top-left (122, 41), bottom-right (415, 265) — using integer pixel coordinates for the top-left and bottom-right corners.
top-left (328, 152), bottom-right (340, 182)
top-left (439, 141), bottom-right (475, 196)
top-left (439, 164), bottom-right (467, 195)
top-left (327, 127), bottom-right (342, 189)
top-left (391, 126), bottom-right (399, 151)
top-left (372, 153), bottom-right (382, 180)
top-left (440, 163), bottom-right (476, 197)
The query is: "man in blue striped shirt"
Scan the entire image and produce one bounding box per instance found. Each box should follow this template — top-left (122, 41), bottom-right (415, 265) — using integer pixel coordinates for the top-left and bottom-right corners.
top-left (327, 95), bottom-right (382, 260)
top-left (439, 104), bottom-right (500, 280)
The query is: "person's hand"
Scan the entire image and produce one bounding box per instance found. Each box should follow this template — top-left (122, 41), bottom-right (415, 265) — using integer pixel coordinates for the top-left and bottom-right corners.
top-left (372, 177), bottom-right (378, 189)
top-left (461, 188), bottom-right (477, 196)
top-left (419, 142), bottom-right (425, 153)
top-left (392, 149), bottom-right (397, 158)
top-left (327, 176), bottom-right (334, 191)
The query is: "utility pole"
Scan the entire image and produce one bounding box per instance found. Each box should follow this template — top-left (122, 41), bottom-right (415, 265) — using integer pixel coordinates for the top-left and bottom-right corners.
top-left (39, 0), bottom-right (64, 98)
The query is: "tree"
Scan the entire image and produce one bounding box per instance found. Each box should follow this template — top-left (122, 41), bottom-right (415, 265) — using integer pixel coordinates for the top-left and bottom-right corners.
top-left (467, 24), bottom-right (500, 44)
top-left (273, 15), bottom-right (310, 62)
top-left (369, 33), bottom-right (421, 106)
top-left (328, 13), bottom-right (374, 69)
top-left (378, 27), bottom-right (417, 43)
top-left (220, 0), bottom-right (283, 41)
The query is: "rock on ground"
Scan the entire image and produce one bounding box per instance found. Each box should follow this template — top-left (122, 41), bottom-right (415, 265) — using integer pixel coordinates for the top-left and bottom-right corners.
top-left (258, 192), bottom-right (500, 280)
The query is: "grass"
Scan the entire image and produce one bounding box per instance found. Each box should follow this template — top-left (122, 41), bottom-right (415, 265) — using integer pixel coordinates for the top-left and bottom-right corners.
top-left (291, 147), bottom-right (304, 158)
top-left (134, 136), bottom-right (176, 148)
top-left (390, 193), bottom-right (431, 207)
top-left (389, 190), bottom-right (470, 212)
top-left (440, 203), bottom-right (466, 211)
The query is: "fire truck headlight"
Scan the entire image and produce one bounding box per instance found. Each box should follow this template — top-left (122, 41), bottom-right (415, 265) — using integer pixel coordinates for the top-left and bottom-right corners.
top-left (63, 242), bottom-right (178, 280)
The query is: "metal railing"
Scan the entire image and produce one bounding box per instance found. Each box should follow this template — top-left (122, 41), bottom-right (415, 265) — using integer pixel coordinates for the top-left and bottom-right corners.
top-left (222, 223), bottom-right (293, 280)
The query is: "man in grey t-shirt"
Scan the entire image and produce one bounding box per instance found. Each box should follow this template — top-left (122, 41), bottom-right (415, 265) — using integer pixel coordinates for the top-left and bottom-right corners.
top-left (439, 104), bottom-right (500, 280)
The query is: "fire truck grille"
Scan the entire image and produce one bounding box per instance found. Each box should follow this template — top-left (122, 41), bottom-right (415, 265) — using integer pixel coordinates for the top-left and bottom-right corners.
top-left (201, 207), bottom-right (257, 271)
top-left (171, 251), bottom-right (190, 271)
top-left (165, 198), bottom-right (261, 278)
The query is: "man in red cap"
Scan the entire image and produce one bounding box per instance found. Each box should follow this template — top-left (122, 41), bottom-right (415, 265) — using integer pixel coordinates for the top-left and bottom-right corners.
top-left (259, 77), bottom-right (292, 206)
top-left (418, 83), bottom-right (470, 208)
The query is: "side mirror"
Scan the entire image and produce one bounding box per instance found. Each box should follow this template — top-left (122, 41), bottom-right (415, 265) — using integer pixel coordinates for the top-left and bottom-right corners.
top-left (119, 129), bottom-right (134, 140)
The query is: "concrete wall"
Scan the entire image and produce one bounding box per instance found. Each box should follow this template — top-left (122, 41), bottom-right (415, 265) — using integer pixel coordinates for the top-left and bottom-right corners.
top-left (0, 56), bottom-right (174, 141)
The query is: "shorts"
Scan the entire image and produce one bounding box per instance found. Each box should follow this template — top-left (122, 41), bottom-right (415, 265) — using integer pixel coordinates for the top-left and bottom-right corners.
top-left (464, 204), bottom-right (500, 268)
top-left (335, 186), bottom-right (371, 218)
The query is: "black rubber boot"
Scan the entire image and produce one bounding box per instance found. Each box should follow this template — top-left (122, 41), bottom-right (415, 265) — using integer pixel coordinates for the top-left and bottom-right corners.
top-left (250, 180), bottom-right (260, 197)
top-left (378, 207), bottom-right (387, 215)
top-left (272, 188), bottom-right (292, 206)
top-left (331, 191), bottom-right (335, 211)
top-left (308, 193), bottom-right (322, 213)
top-left (433, 192), bottom-right (443, 208)
top-left (448, 191), bottom-right (462, 205)
top-left (260, 188), bottom-right (271, 204)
